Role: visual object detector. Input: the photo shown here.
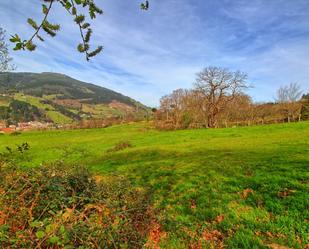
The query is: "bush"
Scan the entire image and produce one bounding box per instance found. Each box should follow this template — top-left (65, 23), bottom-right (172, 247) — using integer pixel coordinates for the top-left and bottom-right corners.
top-left (9, 131), bottom-right (21, 136)
top-left (107, 141), bottom-right (133, 153)
top-left (0, 162), bottom-right (152, 248)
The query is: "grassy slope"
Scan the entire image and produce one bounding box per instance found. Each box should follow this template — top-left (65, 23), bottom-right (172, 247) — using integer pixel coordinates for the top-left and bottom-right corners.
top-left (13, 93), bottom-right (130, 122)
top-left (0, 122), bottom-right (308, 248)
top-left (14, 93), bottom-right (73, 123)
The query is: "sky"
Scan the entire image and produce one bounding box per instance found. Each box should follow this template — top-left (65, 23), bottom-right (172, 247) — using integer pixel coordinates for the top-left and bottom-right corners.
top-left (0, 0), bottom-right (309, 106)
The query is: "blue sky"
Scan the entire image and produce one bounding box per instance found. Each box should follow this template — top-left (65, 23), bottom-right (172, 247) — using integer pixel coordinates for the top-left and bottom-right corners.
top-left (1, 0), bottom-right (309, 106)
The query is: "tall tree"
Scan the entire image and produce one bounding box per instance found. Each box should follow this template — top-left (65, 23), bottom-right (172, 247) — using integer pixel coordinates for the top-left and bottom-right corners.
top-left (193, 66), bottom-right (249, 128)
top-left (0, 28), bottom-right (14, 72)
top-left (276, 83), bottom-right (303, 122)
top-left (276, 82), bottom-right (302, 103)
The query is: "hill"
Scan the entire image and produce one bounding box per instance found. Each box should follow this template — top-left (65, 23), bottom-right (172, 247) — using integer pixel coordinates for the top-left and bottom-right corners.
top-left (0, 72), bottom-right (150, 124)
top-left (0, 121), bottom-right (308, 248)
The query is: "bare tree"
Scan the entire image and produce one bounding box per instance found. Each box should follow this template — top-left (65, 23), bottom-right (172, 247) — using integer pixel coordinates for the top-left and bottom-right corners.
top-left (276, 83), bottom-right (302, 103)
top-left (193, 66), bottom-right (249, 128)
top-left (0, 27), bottom-right (14, 72)
top-left (276, 83), bottom-right (303, 122)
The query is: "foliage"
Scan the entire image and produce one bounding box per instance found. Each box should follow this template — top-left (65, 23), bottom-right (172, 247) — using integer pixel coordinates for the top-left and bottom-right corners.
top-left (0, 161), bottom-right (152, 248)
top-left (140, 1), bottom-right (150, 10)
top-left (0, 142), bottom-right (30, 166)
top-left (1, 99), bottom-right (47, 124)
top-left (9, 1), bottom-right (150, 61)
top-left (9, 0), bottom-right (103, 61)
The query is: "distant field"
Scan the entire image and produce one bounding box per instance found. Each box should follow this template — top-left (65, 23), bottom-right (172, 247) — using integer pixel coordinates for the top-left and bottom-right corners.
top-left (1, 122), bottom-right (309, 248)
top-left (8, 93), bottom-right (136, 124)
top-left (14, 93), bottom-right (74, 123)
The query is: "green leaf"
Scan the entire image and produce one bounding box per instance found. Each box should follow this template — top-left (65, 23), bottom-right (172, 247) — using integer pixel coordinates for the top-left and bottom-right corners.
top-left (88, 46), bottom-right (103, 58)
top-left (45, 224), bottom-right (53, 233)
top-left (25, 41), bottom-right (37, 51)
top-left (85, 29), bottom-right (92, 43)
top-left (60, 225), bottom-right (66, 234)
top-left (141, 1), bottom-right (149, 10)
top-left (81, 23), bottom-right (90, 29)
top-left (77, 43), bottom-right (89, 53)
top-left (10, 34), bottom-right (21, 43)
top-left (42, 4), bottom-right (48, 14)
top-left (74, 15), bottom-right (85, 24)
top-left (30, 221), bottom-right (42, 228)
top-left (36, 230), bottom-right (45, 239)
top-left (49, 236), bottom-right (60, 244)
top-left (65, 1), bottom-right (72, 10)
top-left (13, 43), bottom-right (23, 51)
top-left (89, 11), bottom-right (96, 19)
top-left (27, 18), bottom-right (38, 30)
top-left (43, 21), bottom-right (60, 31)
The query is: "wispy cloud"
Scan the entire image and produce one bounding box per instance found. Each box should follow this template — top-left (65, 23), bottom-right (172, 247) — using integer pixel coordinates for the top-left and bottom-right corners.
top-left (1, 0), bottom-right (309, 106)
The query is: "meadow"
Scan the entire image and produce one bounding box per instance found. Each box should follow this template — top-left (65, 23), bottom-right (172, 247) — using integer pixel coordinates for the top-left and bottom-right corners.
top-left (1, 121), bottom-right (308, 248)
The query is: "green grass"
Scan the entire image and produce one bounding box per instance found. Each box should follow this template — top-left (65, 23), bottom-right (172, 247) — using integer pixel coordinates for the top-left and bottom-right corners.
top-left (1, 121), bottom-right (308, 248)
top-left (45, 110), bottom-right (73, 124)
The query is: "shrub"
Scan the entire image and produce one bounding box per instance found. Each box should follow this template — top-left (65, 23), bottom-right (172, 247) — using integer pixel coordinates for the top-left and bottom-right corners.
top-left (9, 131), bottom-right (21, 136)
top-left (0, 162), bottom-right (152, 248)
top-left (107, 141), bottom-right (133, 153)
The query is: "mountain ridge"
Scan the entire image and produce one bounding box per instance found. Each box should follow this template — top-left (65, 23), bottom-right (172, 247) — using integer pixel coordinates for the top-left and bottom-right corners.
top-left (0, 72), bottom-right (150, 125)
top-left (0, 72), bottom-right (144, 106)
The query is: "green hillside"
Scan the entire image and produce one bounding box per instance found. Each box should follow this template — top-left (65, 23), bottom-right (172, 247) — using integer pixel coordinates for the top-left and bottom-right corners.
top-left (1, 121), bottom-right (308, 248)
top-left (0, 72), bottom-right (150, 124)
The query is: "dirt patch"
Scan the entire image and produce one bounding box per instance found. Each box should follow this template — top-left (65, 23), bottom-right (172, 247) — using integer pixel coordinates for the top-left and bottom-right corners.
top-left (144, 221), bottom-right (167, 249)
top-left (277, 189), bottom-right (296, 198)
top-left (241, 188), bottom-right (254, 199)
top-left (267, 243), bottom-right (293, 249)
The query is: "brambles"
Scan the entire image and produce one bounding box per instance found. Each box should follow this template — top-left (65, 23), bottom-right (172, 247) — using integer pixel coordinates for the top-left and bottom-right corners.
top-left (0, 122), bottom-right (308, 248)
top-left (0, 162), bottom-right (152, 248)
top-left (0, 143), bottom-right (31, 166)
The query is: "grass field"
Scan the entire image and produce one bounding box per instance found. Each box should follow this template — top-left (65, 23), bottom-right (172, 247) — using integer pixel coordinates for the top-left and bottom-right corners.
top-left (1, 122), bottom-right (308, 248)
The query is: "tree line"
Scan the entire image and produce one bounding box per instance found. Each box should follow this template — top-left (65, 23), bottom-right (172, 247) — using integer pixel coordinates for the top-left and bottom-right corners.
top-left (155, 67), bottom-right (308, 130)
